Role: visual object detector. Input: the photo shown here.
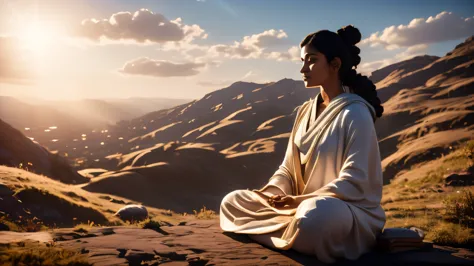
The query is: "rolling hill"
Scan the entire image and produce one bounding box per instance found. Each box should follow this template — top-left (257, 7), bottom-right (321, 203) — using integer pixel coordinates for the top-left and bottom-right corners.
top-left (80, 36), bottom-right (474, 212)
top-left (1, 36), bottom-right (473, 214)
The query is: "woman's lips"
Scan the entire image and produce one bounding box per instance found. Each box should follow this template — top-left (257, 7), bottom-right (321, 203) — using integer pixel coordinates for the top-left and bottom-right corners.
top-left (303, 76), bottom-right (310, 80)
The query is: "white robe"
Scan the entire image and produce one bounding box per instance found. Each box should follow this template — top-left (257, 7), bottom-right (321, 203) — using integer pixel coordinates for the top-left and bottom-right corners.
top-left (219, 91), bottom-right (386, 263)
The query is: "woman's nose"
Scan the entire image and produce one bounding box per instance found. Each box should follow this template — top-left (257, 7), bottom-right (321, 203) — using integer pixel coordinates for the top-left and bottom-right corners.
top-left (300, 62), bottom-right (309, 73)
top-left (300, 65), bottom-right (307, 74)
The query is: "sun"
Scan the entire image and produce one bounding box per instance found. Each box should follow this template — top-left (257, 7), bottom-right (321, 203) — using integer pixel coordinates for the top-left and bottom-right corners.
top-left (16, 21), bottom-right (63, 56)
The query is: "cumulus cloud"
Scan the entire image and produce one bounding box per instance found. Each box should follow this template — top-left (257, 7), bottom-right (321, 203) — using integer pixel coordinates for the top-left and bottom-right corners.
top-left (208, 42), bottom-right (261, 59)
top-left (263, 46), bottom-right (300, 62)
top-left (357, 59), bottom-right (394, 76)
top-left (360, 11), bottom-right (474, 50)
top-left (357, 44), bottom-right (429, 75)
top-left (76, 9), bottom-right (207, 44)
top-left (0, 36), bottom-right (34, 84)
top-left (394, 44), bottom-right (428, 60)
top-left (119, 57), bottom-right (207, 77)
top-left (162, 29), bottom-right (293, 61)
top-left (241, 29), bottom-right (289, 48)
top-left (207, 29), bottom-right (290, 59)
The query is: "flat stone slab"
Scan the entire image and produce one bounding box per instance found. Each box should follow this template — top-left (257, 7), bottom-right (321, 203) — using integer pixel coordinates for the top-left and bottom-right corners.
top-left (1, 219), bottom-right (473, 265)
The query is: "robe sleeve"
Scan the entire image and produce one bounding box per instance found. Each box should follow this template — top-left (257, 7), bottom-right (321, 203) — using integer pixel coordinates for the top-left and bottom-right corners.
top-left (254, 101), bottom-right (309, 196)
top-left (314, 102), bottom-right (383, 207)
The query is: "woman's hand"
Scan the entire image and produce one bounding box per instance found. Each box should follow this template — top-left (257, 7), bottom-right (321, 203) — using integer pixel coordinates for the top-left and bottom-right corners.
top-left (251, 190), bottom-right (299, 208)
top-left (266, 194), bottom-right (283, 207)
top-left (269, 195), bottom-right (297, 208)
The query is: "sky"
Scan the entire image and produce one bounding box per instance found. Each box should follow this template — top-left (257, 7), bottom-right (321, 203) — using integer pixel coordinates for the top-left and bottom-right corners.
top-left (0, 0), bottom-right (473, 100)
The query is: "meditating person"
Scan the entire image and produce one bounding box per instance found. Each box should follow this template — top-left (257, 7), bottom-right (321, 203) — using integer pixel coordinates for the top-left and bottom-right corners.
top-left (219, 25), bottom-right (386, 264)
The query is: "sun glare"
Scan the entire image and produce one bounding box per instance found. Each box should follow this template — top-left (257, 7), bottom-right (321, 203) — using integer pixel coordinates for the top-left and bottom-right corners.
top-left (16, 21), bottom-right (63, 56)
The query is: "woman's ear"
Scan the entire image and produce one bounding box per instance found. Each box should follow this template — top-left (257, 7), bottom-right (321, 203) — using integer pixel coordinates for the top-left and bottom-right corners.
top-left (331, 57), bottom-right (342, 71)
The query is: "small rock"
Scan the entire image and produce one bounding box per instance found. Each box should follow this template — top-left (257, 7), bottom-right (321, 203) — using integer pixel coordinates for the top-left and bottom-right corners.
top-left (101, 228), bottom-right (115, 235)
top-left (114, 204), bottom-right (148, 222)
top-left (124, 250), bottom-right (155, 265)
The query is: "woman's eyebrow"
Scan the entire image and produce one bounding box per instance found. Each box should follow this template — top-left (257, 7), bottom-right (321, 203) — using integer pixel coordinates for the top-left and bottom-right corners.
top-left (301, 53), bottom-right (318, 60)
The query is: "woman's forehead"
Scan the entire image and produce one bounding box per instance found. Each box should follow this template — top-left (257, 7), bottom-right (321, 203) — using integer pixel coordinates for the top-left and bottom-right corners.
top-left (300, 45), bottom-right (321, 57)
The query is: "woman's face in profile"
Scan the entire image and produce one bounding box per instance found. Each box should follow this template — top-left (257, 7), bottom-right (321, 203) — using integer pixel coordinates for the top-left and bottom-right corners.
top-left (300, 44), bottom-right (331, 88)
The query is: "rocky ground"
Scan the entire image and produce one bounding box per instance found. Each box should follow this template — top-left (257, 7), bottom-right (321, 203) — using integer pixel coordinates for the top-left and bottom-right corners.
top-left (1, 219), bottom-right (473, 266)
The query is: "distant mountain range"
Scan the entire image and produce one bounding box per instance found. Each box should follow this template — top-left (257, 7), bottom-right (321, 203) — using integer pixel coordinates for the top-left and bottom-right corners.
top-left (0, 96), bottom-right (191, 130)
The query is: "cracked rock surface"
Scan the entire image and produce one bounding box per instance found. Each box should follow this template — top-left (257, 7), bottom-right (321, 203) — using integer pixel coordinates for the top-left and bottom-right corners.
top-left (2, 219), bottom-right (473, 265)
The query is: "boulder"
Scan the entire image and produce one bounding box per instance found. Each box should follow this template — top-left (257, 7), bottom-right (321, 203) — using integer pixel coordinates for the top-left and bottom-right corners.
top-left (114, 205), bottom-right (148, 222)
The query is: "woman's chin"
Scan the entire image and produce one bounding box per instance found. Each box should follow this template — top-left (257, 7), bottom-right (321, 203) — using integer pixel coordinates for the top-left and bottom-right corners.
top-left (304, 82), bottom-right (318, 88)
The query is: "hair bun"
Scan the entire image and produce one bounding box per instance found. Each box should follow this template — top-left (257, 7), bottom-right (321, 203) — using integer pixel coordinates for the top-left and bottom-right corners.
top-left (349, 45), bottom-right (361, 66)
top-left (337, 25), bottom-right (361, 46)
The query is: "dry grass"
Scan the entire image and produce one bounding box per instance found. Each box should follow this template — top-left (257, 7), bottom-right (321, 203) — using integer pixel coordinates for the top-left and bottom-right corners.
top-left (72, 220), bottom-right (104, 234)
top-left (0, 241), bottom-right (90, 266)
top-left (0, 215), bottom-right (22, 232)
top-left (461, 139), bottom-right (474, 165)
top-left (193, 206), bottom-right (217, 220)
top-left (444, 189), bottom-right (474, 227)
top-left (141, 218), bottom-right (163, 231)
top-left (430, 223), bottom-right (473, 246)
top-left (0, 212), bottom-right (50, 233)
top-left (383, 139), bottom-right (474, 246)
top-left (384, 202), bottom-right (474, 246)
top-left (0, 165), bottom-right (188, 231)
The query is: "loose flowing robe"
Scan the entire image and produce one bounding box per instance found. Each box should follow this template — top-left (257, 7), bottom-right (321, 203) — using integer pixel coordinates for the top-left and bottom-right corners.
top-left (220, 91), bottom-right (386, 263)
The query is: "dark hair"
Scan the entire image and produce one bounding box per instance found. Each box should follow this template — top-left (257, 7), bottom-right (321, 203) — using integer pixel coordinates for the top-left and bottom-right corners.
top-left (300, 25), bottom-right (384, 118)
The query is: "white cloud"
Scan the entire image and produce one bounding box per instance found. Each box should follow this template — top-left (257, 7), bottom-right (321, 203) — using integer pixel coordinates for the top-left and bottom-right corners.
top-left (119, 57), bottom-right (207, 77)
top-left (241, 29), bottom-right (289, 48)
top-left (76, 9), bottom-right (207, 45)
top-left (208, 41), bottom-right (261, 59)
top-left (357, 44), bottom-right (429, 75)
top-left (263, 46), bottom-right (300, 62)
top-left (161, 29), bottom-right (295, 61)
top-left (360, 11), bottom-right (474, 50)
top-left (357, 58), bottom-right (394, 76)
top-left (207, 29), bottom-right (291, 59)
top-left (355, 11), bottom-right (474, 75)
top-left (394, 44), bottom-right (428, 60)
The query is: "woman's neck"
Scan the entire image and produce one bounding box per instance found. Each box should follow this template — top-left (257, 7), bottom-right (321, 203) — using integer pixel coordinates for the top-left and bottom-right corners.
top-left (319, 80), bottom-right (344, 106)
